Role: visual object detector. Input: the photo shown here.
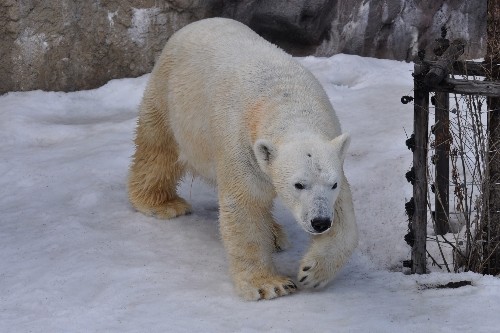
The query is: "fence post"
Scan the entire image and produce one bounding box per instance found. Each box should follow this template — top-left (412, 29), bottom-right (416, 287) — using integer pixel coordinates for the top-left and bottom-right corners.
top-left (412, 67), bottom-right (429, 274)
top-left (485, 0), bottom-right (500, 274)
top-left (434, 92), bottom-right (450, 235)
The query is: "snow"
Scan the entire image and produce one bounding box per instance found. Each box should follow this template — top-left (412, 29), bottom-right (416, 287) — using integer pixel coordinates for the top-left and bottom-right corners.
top-left (128, 8), bottom-right (161, 46)
top-left (1, 54), bottom-right (499, 332)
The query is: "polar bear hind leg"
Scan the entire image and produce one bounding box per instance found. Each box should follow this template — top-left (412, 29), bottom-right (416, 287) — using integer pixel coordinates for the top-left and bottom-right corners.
top-left (128, 92), bottom-right (191, 219)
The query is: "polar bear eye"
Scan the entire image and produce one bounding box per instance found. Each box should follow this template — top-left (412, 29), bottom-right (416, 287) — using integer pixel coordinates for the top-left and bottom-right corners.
top-left (332, 183), bottom-right (338, 189)
top-left (294, 183), bottom-right (305, 190)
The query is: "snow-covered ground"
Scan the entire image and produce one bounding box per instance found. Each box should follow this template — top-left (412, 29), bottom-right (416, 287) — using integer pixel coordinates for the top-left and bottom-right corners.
top-left (1, 54), bottom-right (499, 332)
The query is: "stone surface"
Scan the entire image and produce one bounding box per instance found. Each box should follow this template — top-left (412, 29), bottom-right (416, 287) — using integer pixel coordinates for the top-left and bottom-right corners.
top-left (315, 0), bottom-right (487, 61)
top-left (0, 0), bottom-right (487, 93)
top-left (214, 0), bottom-right (340, 56)
top-left (0, 0), bottom-right (221, 93)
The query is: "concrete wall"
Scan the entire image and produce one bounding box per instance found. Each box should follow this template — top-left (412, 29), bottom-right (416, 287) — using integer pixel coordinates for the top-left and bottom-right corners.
top-left (0, 0), bottom-right (487, 94)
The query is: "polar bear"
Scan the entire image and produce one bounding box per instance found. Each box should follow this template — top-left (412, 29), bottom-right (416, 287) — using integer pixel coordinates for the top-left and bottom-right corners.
top-left (128, 18), bottom-right (358, 300)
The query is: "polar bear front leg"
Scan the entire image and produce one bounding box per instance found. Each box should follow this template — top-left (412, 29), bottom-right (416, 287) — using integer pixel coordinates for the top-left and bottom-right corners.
top-left (218, 193), bottom-right (297, 300)
top-left (298, 178), bottom-right (358, 289)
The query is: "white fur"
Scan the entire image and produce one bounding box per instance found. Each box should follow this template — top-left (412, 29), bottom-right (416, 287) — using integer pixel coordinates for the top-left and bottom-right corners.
top-left (129, 18), bottom-right (358, 300)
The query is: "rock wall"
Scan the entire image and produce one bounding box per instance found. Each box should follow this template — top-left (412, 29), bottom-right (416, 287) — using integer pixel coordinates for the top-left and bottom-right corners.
top-left (0, 0), bottom-right (220, 93)
top-left (0, 0), bottom-right (487, 93)
top-left (315, 0), bottom-right (487, 61)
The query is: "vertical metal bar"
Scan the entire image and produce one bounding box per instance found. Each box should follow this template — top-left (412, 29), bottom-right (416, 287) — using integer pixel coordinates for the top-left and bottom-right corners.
top-left (485, 0), bottom-right (500, 275)
top-left (412, 68), bottom-right (429, 274)
top-left (434, 92), bottom-right (450, 235)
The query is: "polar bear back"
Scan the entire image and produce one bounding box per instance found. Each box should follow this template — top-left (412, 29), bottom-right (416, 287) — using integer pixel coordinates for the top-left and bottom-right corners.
top-left (148, 18), bottom-right (342, 183)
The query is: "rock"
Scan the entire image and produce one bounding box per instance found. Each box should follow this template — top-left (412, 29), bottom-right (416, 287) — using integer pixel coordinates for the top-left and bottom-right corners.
top-left (217, 0), bottom-right (337, 55)
top-left (0, 0), bottom-right (487, 93)
top-left (0, 0), bottom-right (221, 93)
top-left (316, 0), bottom-right (487, 61)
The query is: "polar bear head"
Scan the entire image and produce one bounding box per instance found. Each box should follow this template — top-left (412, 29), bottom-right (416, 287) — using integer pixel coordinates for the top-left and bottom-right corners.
top-left (253, 133), bottom-right (350, 234)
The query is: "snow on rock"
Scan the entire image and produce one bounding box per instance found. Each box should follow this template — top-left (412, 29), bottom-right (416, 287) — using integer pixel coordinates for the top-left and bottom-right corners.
top-left (1, 55), bottom-right (499, 332)
top-left (128, 8), bottom-right (162, 46)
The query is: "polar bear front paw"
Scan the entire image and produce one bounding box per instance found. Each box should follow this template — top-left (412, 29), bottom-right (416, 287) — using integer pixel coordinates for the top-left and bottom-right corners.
top-left (235, 275), bottom-right (297, 301)
top-left (297, 256), bottom-right (338, 290)
top-left (133, 197), bottom-right (192, 219)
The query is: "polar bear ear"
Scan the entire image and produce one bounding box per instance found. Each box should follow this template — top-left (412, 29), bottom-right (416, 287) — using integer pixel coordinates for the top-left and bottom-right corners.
top-left (331, 133), bottom-right (351, 160)
top-left (253, 139), bottom-right (276, 171)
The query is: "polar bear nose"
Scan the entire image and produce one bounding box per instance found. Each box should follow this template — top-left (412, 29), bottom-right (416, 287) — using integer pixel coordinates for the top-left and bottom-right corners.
top-left (311, 217), bottom-right (332, 233)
